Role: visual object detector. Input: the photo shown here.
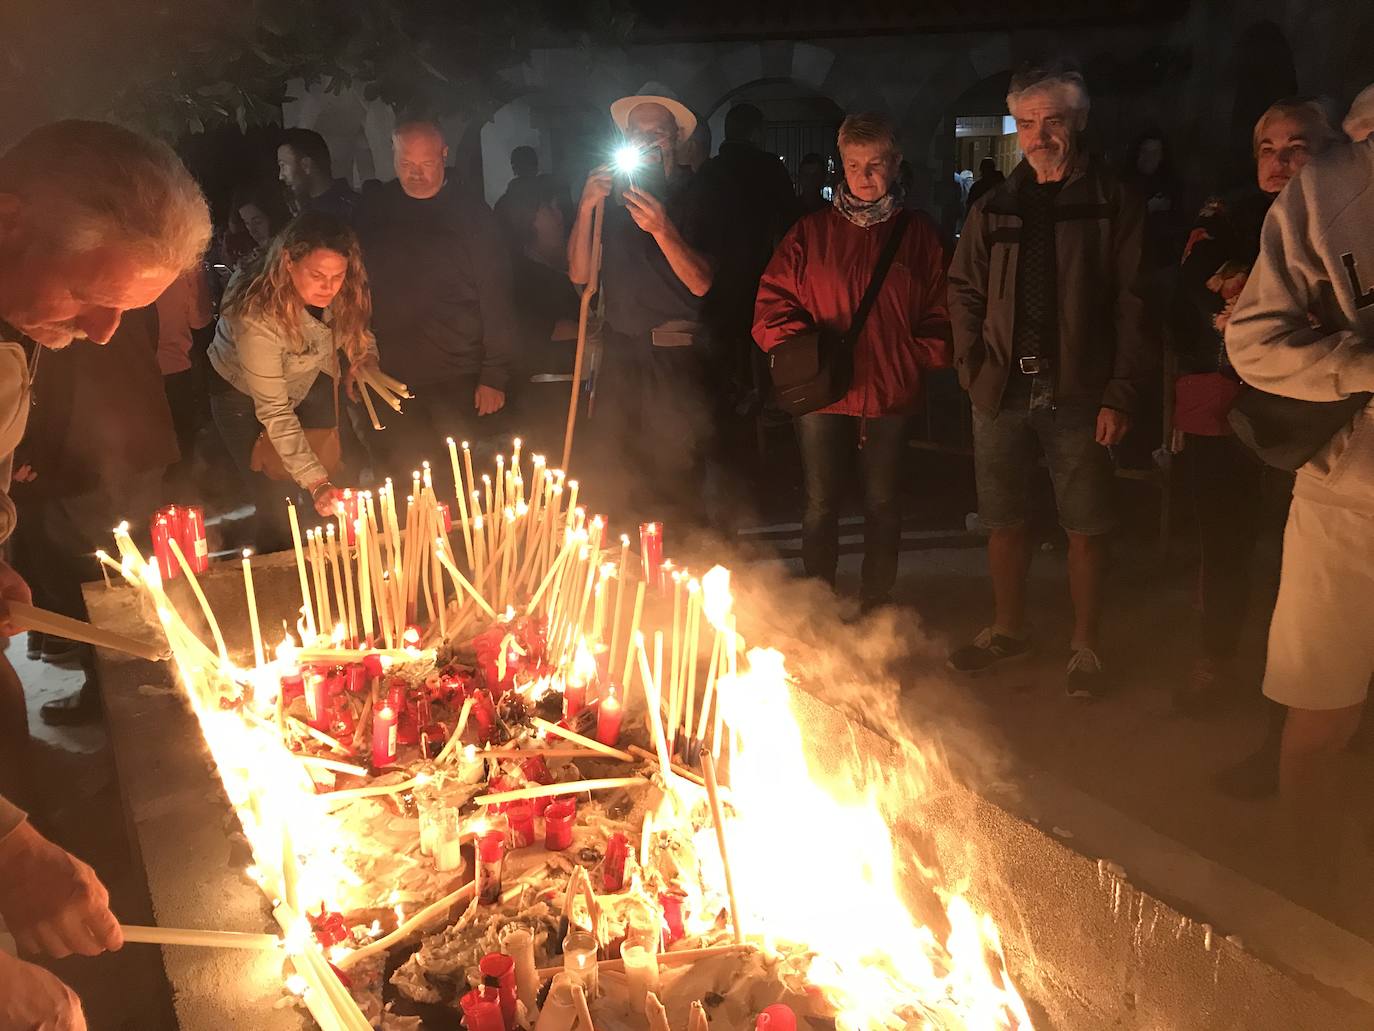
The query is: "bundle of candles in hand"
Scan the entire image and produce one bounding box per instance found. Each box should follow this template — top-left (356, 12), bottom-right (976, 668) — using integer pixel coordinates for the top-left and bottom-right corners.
top-left (101, 437), bottom-right (1035, 1031)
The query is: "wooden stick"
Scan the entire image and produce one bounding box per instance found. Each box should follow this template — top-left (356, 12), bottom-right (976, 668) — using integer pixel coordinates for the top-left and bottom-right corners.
top-left (335, 882), bottom-right (475, 971)
top-left (530, 717), bottom-right (634, 762)
top-left (563, 200), bottom-right (601, 473)
top-left (472, 776), bottom-right (647, 807)
top-left (118, 925), bottom-right (281, 951)
top-left (10, 602), bottom-right (164, 662)
top-left (702, 753), bottom-right (743, 944)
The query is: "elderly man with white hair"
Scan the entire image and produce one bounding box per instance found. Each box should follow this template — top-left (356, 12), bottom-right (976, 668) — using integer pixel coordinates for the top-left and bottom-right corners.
top-left (946, 63), bottom-right (1156, 699)
top-left (568, 93), bottom-right (722, 521)
top-left (0, 118), bottom-right (211, 1028)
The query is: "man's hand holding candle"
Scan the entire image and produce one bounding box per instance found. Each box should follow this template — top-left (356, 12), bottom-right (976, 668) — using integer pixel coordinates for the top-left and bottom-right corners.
top-left (0, 560), bottom-right (33, 640)
top-left (0, 951), bottom-right (86, 1030)
top-left (0, 821), bottom-right (123, 958)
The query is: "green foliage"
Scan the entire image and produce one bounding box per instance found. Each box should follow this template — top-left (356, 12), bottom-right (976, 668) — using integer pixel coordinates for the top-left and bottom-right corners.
top-left (0, 0), bottom-right (634, 139)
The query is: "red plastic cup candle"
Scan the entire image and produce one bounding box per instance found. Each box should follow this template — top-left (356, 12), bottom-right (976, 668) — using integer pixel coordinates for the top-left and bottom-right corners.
top-left (179, 505), bottom-right (209, 573)
top-left (505, 800), bottom-right (536, 848)
top-left (563, 674), bottom-right (588, 720)
top-left (345, 663), bottom-right (367, 695)
top-left (470, 689), bottom-right (497, 742)
top-left (372, 705), bottom-right (399, 767)
top-left (756, 1005), bottom-right (797, 1031)
top-left (279, 670), bottom-right (304, 706)
top-left (477, 830), bottom-right (506, 905)
top-left (660, 889), bottom-right (687, 947)
top-left (149, 510), bottom-right (180, 581)
top-left (639, 521), bottom-right (663, 582)
top-left (459, 987), bottom-right (505, 1031)
top-left (478, 953), bottom-right (517, 1028)
top-left (544, 799), bottom-right (577, 851)
top-left (595, 690), bottom-right (623, 747)
top-left (362, 653), bottom-right (385, 680)
top-left (340, 490), bottom-right (359, 545)
top-left (437, 502), bottom-right (453, 534)
top-left (602, 832), bottom-right (629, 892)
top-left (518, 755), bottom-right (552, 786)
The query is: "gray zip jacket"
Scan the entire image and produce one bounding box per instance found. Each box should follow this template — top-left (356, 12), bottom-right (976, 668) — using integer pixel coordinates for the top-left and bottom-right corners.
top-left (1226, 139), bottom-right (1374, 513)
top-left (210, 305), bottom-right (377, 489)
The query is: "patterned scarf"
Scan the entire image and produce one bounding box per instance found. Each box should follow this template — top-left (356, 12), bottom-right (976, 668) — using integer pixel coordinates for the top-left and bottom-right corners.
top-left (833, 179), bottom-right (905, 227)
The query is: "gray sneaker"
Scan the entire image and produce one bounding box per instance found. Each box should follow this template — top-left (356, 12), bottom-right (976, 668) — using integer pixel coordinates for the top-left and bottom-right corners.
top-left (1065, 646), bottom-right (1108, 700)
top-left (947, 628), bottom-right (1032, 674)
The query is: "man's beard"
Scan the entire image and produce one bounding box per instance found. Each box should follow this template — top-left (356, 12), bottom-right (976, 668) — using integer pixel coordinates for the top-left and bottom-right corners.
top-left (27, 321), bottom-right (86, 349)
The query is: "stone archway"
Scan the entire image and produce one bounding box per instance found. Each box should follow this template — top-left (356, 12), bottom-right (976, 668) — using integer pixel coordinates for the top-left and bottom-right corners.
top-left (701, 77), bottom-right (845, 177)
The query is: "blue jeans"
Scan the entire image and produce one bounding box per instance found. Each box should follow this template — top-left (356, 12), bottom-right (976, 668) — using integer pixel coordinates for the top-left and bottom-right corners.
top-left (793, 413), bottom-right (909, 603)
top-left (972, 394), bottom-right (1114, 536)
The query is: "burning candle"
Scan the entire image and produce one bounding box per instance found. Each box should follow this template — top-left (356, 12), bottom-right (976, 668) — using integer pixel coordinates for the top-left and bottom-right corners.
top-left (561, 929), bottom-right (598, 995)
top-left (601, 831), bottom-right (628, 892)
top-left (563, 673), bottom-right (587, 721)
top-left (505, 800), bottom-right (536, 849)
top-left (476, 829), bottom-right (505, 905)
top-left (478, 952), bottom-right (517, 1028)
top-left (756, 1005), bottom-right (797, 1031)
top-left (544, 798), bottom-right (576, 851)
top-left (620, 942), bottom-right (660, 1016)
top-left (372, 704), bottom-right (399, 768)
top-left (433, 807), bottom-right (464, 872)
top-left (639, 521), bottom-right (662, 583)
top-left (459, 987), bottom-right (506, 1031)
top-left (304, 670), bottom-right (331, 731)
top-left (595, 691), bottom-right (623, 747)
top-left (179, 505), bottom-right (209, 573)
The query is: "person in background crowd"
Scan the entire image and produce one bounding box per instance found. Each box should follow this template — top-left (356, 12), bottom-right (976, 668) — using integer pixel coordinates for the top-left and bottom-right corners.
top-left (695, 103), bottom-right (802, 523)
top-left (277, 128), bottom-right (358, 222)
top-left (14, 303), bottom-right (179, 725)
top-left (494, 145), bottom-right (544, 230)
top-left (1123, 129), bottom-right (1184, 268)
top-left (755, 113), bottom-right (951, 612)
top-left (154, 265), bottom-right (214, 492)
top-left (797, 152), bottom-right (830, 214)
top-left (946, 64), bottom-right (1155, 698)
top-left (966, 156), bottom-right (1005, 213)
top-left (223, 179), bottom-right (292, 278)
top-left (499, 174), bottom-right (579, 377)
top-left (510, 145), bottom-right (538, 181)
top-left (209, 212), bottom-right (378, 551)
top-left (0, 118), bottom-right (210, 1029)
top-left (1224, 125), bottom-right (1374, 894)
top-left (569, 94), bottom-right (721, 522)
top-left (1171, 99), bottom-right (1341, 732)
top-left (355, 120), bottom-right (518, 483)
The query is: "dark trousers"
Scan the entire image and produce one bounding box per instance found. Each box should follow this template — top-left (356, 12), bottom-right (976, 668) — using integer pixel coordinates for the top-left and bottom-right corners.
top-left (210, 374), bottom-right (336, 553)
top-left (1183, 433), bottom-right (1264, 661)
top-left (793, 412), bottom-right (909, 603)
top-left (364, 374), bottom-right (496, 497)
top-left (587, 333), bottom-right (712, 526)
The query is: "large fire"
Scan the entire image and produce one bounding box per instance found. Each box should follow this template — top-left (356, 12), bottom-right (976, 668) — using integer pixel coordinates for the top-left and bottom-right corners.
top-left (104, 444), bottom-right (1034, 1031)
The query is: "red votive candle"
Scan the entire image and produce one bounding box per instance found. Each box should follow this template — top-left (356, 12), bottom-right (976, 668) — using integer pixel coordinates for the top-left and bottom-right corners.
top-left (372, 705), bottom-right (398, 767)
top-left (544, 799), bottom-right (576, 851)
top-left (505, 800), bottom-right (536, 848)
top-left (595, 691), bottom-right (623, 747)
top-left (477, 830), bottom-right (506, 905)
top-left (639, 520), bottom-right (663, 583)
top-left (437, 503), bottom-right (453, 534)
top-left (459, 987), bottom-right (505, 1031)
top-left (340, 490), bottom-right (358, 545)
top-left (470, 689), bottom-right (497, 742)
top-left (279, 671), bottom-right (304, 706)
top-left (660, 890), bottom-right (687, 947)
top-left (756, 1005), bottom-right (797, 1031)
top-left (531, 792), bottom-right (555, 818)
top-left (305, 671), bottom-right (331, 731)
top-left (478, 953), bottom-right (517, 1028)
top-left (602, 832), bottom-right (629, 892)
top-left (564, 675), bottom-right (588, 720)
top-left (345, 663), bottom-right (367, 695)
top-left (362, 653), bottom-right (385, 680)
top-left (150, 510), bottom-right (180, 581)
top-left (179, 505), bottom-right (209, 573)
top-left (519, 755), bottom-right (552, 786)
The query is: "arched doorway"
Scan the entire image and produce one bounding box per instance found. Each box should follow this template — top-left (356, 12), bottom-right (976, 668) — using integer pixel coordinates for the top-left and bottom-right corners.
top-left (704, 78), bottom-right (844, 182)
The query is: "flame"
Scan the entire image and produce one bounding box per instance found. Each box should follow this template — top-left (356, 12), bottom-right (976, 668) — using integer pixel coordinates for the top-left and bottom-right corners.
top-left (276, 634), bottom-right (299, 668)
top-left (701, 565), bottom-right (732, 630)
top-left (569, 637), bottom-right (597, 687)
top-left (717, 648), bottom-right (1034, 1030)
top-left (331, 623), bottom-right (348, 646)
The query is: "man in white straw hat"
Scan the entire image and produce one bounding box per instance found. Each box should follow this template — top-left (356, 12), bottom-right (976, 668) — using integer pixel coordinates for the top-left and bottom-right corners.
top-left (568, 91), bottom-right (723, 522)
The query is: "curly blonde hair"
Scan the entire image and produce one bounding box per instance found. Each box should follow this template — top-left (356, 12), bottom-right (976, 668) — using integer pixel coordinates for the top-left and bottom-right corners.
top-left (222, 211), bottom-right (372, 364)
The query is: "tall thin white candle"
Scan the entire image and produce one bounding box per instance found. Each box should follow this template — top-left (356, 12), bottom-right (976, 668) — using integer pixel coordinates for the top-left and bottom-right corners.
top-left (242, 549), bottom-right (265, 669)
top-left (287, 501), bottom-right (316, 638)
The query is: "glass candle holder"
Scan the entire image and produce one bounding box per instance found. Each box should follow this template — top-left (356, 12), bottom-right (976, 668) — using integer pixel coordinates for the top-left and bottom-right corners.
top-left (477, 830), bottom-right (505, 904)
top-left (544, 798), bottom-right (577, 851)
top-left (562, 929), bottom-right (599, 995)
top-left (432, 806), bottom-right (465, 873)
top-left (620, 940), bottom-right (659, 1016)
top-left (478, 952), bottom-right (517, 1027)
top-left (505, 800), bottom-right (536, 849)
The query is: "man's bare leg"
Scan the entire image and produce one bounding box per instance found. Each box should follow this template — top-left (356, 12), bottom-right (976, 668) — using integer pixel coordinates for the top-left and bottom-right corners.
top-left (1066, 531), bottom-right (1105, 651)
top-left (989, 524), bottom-right (1032, 636)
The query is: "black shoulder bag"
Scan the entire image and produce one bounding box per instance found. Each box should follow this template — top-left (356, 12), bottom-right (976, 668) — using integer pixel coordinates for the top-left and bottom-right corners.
top-left (768, 211), bottom-right (909, 417)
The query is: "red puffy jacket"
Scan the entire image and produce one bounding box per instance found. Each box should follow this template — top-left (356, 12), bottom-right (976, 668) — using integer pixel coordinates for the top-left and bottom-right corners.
top-left (753, 207), bottom-right (951, 418)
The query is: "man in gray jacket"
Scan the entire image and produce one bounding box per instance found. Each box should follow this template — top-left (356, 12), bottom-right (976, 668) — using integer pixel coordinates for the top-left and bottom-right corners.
top-left (0, 120), bottom-right (210, 1027)
top-left (1225, 134), bottom-right (1374, 871)
top-left (946, 64), bottom-right (1155, 698)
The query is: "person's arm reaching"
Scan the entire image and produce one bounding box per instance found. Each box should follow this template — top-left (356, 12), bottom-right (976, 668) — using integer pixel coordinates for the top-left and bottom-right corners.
top-left (0, 817), bottom-right (122, 958)
top-left (0, 949), bottom-right (86, 1031)
top-left (1226, 175), bottom-right (1374, 400)
top-left (623, 186), bottom-right (715, 297)
top-left (568, 167), bottom-right (612, 287)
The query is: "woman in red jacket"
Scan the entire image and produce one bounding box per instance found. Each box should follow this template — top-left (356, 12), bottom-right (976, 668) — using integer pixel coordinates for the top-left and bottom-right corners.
top-left (754, 113), bottom-right (951, 610)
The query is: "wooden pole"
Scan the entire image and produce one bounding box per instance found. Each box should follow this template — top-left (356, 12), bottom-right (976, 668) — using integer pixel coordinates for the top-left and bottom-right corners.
top-left (562, 199), bottom-right (603, 472)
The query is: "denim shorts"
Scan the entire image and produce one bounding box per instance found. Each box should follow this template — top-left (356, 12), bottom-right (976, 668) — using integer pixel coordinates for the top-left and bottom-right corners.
top-left (972, 392), bottom-right (1115, 536)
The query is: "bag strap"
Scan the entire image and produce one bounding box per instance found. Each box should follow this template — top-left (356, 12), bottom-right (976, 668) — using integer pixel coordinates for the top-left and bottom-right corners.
top-left (845, 210), bottom-right (910, 344)
top-left (332, 352), bottom-right (342, 426)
